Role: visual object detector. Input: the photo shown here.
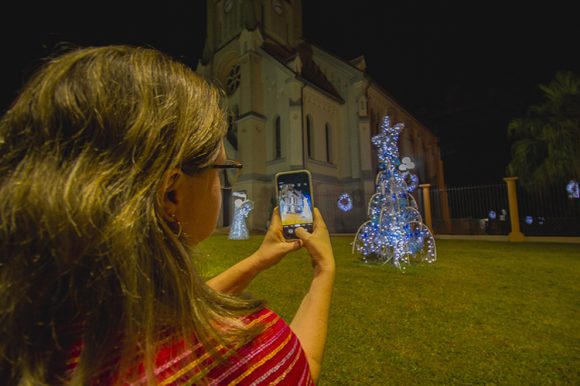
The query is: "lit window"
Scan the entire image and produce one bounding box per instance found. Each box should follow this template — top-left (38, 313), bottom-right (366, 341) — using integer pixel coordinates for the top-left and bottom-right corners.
top-left (325, 123), bottom-right (332, 163)
top-left (306, 115), bottom-right (313, 159)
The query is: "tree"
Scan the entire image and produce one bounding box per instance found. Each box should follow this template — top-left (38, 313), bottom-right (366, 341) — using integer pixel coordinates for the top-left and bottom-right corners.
top-left (507, 71), bottom-right (580, 192)
top-left (352, 116), bottom-right (435, 270)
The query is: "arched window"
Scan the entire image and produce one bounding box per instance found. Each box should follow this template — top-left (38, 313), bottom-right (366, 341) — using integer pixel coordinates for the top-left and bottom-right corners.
top-left (325, 123), bottom-right (332, 163)
top-left (274, 116), bottom-right (281, 159)
top-left (306, 115), bottom-right (313, 159)
top-left (226, 64), bottom-right (241, 95)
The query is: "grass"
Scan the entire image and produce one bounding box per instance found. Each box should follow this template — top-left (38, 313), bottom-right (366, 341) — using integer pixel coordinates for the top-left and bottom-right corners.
top-left (197, 236), bottom-right (580, 385)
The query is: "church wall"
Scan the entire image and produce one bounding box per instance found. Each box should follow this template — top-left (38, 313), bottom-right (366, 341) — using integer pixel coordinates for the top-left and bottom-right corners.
top-left (301, 86), bottom-right (367, 232)
top-left (306, 47), bottom-right (376, 230)
top-left (302, 87), bottom-right (340, 179)
top-left (256, 54), bottom-right (299, 226)
top-left (260, 54), bottom-right (293, 169)
top-left (311, 46), bottom-right (365, 181)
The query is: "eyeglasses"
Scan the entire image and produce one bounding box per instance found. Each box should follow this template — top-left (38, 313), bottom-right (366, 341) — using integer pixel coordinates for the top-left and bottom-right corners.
top-left (212, 160), bottom-right (243, 189)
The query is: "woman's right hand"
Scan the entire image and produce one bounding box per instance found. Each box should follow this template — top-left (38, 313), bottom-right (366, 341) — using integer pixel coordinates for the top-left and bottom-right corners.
top-left (295, 208), bottom-right (335, 275)
top-left (291, 208), bottom-right (335, 383)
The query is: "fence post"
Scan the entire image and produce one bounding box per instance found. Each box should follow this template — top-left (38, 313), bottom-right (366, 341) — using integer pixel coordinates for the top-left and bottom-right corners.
top-left (419, 183), bottom-right (433, 232)
top-left (440, 189), bottom-right (452, 234)
top-left (503, 177), bottom-right (525, 242)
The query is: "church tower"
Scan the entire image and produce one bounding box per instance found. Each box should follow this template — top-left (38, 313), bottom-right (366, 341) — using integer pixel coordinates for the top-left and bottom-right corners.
top-left (199, 1), bottom-right (307, 230)
top-left (203, 0), bottom-right (303, 56)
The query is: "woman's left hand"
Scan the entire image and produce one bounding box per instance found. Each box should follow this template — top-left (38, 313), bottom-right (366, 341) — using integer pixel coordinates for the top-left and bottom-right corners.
top-left (253, 208), bottom-right (302, 271)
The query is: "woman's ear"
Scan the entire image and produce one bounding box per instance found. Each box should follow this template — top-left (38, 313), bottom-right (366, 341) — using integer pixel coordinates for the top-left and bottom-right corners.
top-left (157, 168), bottom-right (183, 221)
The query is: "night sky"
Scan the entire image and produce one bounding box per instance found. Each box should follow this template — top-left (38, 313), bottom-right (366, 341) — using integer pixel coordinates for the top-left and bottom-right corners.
top-left (2, 1), bottom-right (579, 186)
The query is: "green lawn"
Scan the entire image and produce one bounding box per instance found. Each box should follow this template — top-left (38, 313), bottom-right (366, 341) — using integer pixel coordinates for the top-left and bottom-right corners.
top-left (197, 236), bottom-right (580, 385)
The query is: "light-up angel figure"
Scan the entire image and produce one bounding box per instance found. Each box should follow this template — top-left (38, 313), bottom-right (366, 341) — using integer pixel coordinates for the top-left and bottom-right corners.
top-left (228, 198), bottom-right (254, 240)
top-left (352, 116), bottom-right (436, 270)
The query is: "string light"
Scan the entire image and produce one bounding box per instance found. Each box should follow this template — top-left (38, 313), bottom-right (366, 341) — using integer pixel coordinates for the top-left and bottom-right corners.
top-left (401, 171), bottom-right (419, 192)
top-left (337, 193), bottom-right (353, 212)
top-left (352, 116), bottom-right (436, 270)
top-left (567, 180), bottom-right (579, 199)
top-left (228, 200), bottom-right (254, 240)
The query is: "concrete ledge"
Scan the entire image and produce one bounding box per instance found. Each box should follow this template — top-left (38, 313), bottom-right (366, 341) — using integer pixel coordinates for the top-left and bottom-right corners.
top-left (331, 233), bottom-right (580, 244)
top-left (523, 236), bottom-right (580, 244)
top-left (435, 234), bottom-right (508, 242)
top-left (212, 231), bottom-right (580, 244)
top-left (434, 234), bottom-right (580, 244)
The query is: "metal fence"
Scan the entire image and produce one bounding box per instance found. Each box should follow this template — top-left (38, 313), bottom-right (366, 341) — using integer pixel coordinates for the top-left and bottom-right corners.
top-left (422, 180), bottom-right (580, 237)
top-left (517, 181), bottom-right (580, 236)
top-left (424, 184), bottom-right (510, 235)
top-left (301, 179), bottom-right (579, 237)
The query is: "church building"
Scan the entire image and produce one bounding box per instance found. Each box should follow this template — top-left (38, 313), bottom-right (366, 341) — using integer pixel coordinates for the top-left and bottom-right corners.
top-left (196, 0), bottom-right (447, 232)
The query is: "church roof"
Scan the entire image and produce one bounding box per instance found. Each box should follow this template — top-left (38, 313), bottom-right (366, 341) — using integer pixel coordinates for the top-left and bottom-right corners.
top-left (261, 40), bottom-right (295, 61)
top-left (261, 39), bottom-right (344, 103)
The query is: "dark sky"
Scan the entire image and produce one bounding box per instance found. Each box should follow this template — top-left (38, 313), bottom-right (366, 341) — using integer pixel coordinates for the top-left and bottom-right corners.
top-left (2, 1), bottom-right (579, 186)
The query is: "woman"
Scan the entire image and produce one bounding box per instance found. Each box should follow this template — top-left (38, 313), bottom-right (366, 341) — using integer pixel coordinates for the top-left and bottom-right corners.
top-left (0, 45), bottom-right (335, 385)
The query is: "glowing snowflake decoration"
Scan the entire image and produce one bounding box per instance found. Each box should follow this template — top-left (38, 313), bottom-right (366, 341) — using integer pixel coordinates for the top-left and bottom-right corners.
top-left (567, 180), bottom-right (579, 199)
top-left (337, 193), bottom-right (353, 212)
top-left (401, 171), bottom-right (419, 192)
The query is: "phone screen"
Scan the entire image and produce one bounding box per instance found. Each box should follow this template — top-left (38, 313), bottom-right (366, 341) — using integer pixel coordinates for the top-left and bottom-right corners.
top-left (276, 171), bottom-right (314, 239)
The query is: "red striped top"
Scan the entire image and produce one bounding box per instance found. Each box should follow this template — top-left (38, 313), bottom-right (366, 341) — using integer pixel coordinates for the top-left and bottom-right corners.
top-left (67, 308), bottom-right (314, 385)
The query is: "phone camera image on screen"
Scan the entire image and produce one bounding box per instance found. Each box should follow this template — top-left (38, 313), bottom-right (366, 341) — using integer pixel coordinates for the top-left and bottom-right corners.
top-left (276, 171), bottom-right (314, 240)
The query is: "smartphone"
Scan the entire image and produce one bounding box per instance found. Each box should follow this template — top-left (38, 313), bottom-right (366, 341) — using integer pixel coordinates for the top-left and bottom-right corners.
top-left (275, 170), bottom-right (315, 240)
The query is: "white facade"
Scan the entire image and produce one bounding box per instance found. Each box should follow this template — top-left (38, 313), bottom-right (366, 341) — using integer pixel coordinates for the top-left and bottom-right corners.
top-left (197, 0), bottom-right (446, 232)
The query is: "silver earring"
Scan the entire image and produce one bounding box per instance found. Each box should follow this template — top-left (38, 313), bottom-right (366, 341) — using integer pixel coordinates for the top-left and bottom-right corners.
top-left (171, 214), bottom-right (183, 238)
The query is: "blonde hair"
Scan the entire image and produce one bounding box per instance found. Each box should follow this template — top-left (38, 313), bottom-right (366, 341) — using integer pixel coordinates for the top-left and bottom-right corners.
top-left (0, 45), bottom-right (263, 385)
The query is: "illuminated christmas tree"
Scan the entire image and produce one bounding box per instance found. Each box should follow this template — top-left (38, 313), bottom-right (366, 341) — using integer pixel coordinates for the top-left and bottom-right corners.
top-left (352, 116), bottom-right (436, 270)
